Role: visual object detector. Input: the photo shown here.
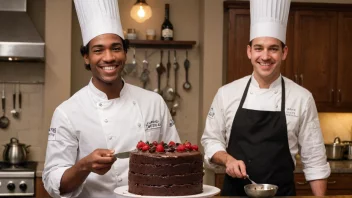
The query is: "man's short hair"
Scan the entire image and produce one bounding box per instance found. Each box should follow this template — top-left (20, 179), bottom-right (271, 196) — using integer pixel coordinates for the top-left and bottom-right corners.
top-left (249, 40), bottom-right (286, 50)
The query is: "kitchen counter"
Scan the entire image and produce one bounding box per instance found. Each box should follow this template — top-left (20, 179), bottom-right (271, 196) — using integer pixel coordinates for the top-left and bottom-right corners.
top-left (209, 160), bottom-right (352, 174)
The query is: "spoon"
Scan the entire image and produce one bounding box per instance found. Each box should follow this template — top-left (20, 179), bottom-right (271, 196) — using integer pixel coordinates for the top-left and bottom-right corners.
top-left (162, 50), bottom-right (175, 102)
top-left (10, 84), bottom-right (19, 118)
top-left (154, 50), bottom-right (165, 95)
top-left (246, 174), bottom-right (257, 184)
top-left (0, 84), bottom-right (10, 129)
top-left (123, 48), bottom-right (137, 76)
top-left (183, 50), bottom-right (191, 90)
top-left (140, 50), bottom-right (150, 89)
top-left (171, 50), bottom-right (180, 116)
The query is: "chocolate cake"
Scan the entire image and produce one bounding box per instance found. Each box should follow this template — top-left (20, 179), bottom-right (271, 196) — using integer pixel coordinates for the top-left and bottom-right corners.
top-left (128, 141), bottom-right (204, 196)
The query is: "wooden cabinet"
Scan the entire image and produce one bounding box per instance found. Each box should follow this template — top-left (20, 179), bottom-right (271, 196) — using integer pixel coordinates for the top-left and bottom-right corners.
top-left (336, 12), bottom-right (352, 110)
top-left (295, 173), bottom-right (352, 196)
top-left (36, 177), bottom-right (51, 198)
top-left (225, 2), bottom-right (352, 112)
top-left (214, 173), bottom-right (352, 195)
top-left (293, 11), bottom-right (337, 111)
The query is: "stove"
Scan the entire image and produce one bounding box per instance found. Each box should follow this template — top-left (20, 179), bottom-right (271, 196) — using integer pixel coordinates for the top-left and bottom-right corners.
top-left (0, 161), bottom-right (37, 197)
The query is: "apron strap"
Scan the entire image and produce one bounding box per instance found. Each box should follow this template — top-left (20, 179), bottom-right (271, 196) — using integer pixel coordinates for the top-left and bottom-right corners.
top-left (238, 78), bottom-right (252, 108)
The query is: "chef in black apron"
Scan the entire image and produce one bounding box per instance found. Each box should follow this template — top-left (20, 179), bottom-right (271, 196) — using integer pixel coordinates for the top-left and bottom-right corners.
top-left (201, 0), bottom-right (330, 196)
top-left (221, 77), bottom-right (296, 196)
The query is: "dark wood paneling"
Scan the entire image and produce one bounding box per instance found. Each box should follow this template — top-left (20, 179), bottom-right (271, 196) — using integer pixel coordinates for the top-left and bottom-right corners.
top-left (294, 11), bottom-right (337, 109)
top-left (337, 12), bottom-right (352, 110)
top-left (226, 9), bottom-right (251, 83)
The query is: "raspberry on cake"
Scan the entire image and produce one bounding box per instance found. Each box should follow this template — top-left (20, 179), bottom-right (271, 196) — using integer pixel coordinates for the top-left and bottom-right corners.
top-left (128, 140), bottom-right (204, 196)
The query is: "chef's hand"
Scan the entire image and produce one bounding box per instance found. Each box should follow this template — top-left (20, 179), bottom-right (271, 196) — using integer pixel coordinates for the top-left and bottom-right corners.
top-left (225, 154), bottom-right (247, 178)
top-left (81, 149), bottom-right (116, 175)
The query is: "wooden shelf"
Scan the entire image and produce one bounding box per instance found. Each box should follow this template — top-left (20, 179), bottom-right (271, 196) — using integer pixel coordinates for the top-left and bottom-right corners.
top-left (128, 40), bottom-right (196, 49)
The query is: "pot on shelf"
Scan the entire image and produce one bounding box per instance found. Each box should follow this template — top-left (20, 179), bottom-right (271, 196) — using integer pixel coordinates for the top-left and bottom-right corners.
top-left (325, 137), bottom-right (345, 160)
top-left (3, 137), bottom-right (30, 165)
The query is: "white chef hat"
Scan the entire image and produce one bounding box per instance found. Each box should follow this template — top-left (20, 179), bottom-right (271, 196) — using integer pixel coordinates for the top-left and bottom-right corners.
top-left (250, 0), bottom-right (291, 44)
top-left (74, 0), bottom-right (124, 46)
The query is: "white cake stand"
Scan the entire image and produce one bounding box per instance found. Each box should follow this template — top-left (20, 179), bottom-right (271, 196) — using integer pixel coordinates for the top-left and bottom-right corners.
top-left (114, 185), bottom-right (220, 198)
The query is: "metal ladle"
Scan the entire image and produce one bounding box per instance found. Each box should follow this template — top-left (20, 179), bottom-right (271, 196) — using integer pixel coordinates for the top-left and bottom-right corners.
top-left (154, 50), bottom-right (165, 95)
top-left (122, 48), bottom-right (137, 76)
top-left (162, 50), bottom-right (175, 102)
top-left (11, 84), bottom-right (19, 118)
top-left (171, 50), bottom-right (180, 116)
top-left (0, 84), bottom-right (10, 129)
top-left (183, 50), bottom-right (191, 90)
top-left (140, 50), bottom-right (150, 89)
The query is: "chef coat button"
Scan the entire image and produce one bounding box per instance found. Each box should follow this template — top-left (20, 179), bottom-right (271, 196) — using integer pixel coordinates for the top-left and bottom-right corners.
top-left (99, 103), bottom-right (102, 107)
top-left (104, 119), bottom-right (108, 123)
top-left (276, 105), bottom-right (279, 109)
top-left (137, 123), bottom-right (141, 127)
top-left (109, 136), bottom-right (112, 140)
top-left (133, 101), bottom-right (136, 105)
top-left (274, 90), bottom-right (278, 94)
top-left (250, 91), bottom-right (253, 94)
top-left (117, 177), bottom-right (122, 182)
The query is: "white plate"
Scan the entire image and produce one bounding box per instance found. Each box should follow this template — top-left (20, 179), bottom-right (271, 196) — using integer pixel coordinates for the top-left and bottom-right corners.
top-left (114, 184), bottom-right (220, 198)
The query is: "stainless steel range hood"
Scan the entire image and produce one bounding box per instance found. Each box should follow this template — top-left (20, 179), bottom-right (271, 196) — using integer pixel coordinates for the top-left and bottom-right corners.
top-left (0, 0), bottom-right (45, 61)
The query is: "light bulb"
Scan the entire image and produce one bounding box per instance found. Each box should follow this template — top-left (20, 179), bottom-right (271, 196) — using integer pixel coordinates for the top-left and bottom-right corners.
top-left (130, 0), bottom-right (152, 23)
top-left (137, 6), bottom-right (145, 18)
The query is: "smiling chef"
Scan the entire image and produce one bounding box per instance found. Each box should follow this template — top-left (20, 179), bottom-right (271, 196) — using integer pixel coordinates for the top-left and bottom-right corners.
top-left (201, 0), bottom-right (330, 196)
top-left (42, 0), bottom-right (180, 197)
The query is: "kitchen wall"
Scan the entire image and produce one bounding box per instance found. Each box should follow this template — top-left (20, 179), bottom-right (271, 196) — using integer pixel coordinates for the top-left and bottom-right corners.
top-left (0, 0), bottom-right (46, 167)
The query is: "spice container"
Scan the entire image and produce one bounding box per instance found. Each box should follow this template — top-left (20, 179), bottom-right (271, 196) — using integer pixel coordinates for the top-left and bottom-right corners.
top-left (146, 29), bottom-right (156, 40)
top-left (127, 28), bottom-right (137, 40)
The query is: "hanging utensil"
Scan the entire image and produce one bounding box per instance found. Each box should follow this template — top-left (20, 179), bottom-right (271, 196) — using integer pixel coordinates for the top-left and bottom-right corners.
top-left (183, 50), bottom-right (191, 90)
top-left (123, 48), bottom-right (137, 76)
top-left (10, 84), bottom-right (19, 118)
top-left (162, 50), bottom-right (175, 102)
top-left (171, 50), bottom-right (180, 116)
top-left (0, 84), bottom-right (10, 129)
top-left (18, 83), bottom-right (22, 113)
top-left (140, 50), bottom-right (150, 89)
top-left (154, 50), bottom-right (165, 95)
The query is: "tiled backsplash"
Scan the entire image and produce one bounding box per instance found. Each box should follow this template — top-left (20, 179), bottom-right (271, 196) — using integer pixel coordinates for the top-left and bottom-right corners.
top-left (319, 113), bottom-right (352, 143)
top-left (0, 81), bottom-right (44, 162)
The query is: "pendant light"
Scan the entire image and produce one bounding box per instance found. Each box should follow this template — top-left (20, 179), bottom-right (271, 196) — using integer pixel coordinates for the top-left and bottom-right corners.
top-left (130, 0), bottom-right (152, 23)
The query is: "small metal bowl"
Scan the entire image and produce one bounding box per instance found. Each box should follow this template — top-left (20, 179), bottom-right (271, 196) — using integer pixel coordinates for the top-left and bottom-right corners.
top-left (244, 184), bottom-right (278, 198)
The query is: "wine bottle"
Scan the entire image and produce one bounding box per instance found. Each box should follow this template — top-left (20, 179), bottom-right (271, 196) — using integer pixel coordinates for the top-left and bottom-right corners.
top-left (161, 4), bottom-right (173, 41)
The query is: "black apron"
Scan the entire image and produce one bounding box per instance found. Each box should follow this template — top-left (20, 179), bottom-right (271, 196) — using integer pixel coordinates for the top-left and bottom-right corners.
top-left (221, 77), bottom-right (296, 196)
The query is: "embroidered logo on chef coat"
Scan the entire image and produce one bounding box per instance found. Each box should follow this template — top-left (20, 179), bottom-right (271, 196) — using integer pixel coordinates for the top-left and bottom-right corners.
top-left (169, 119), bottom-right (175, 127)
top-left (208, 107), bottom-right (215, 119)
top-left (285, 107), bottom-right (298, 117)
top-left (48, 128), bottom-right (57, 141)
top-left (145, 120), bottom-right (161, 130)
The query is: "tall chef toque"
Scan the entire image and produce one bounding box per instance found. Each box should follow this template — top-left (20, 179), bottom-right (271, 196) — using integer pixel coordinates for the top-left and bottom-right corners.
top-left (250, 0), bottom-right (291, 44)
top-left (74, 0), bottom-right (124, 46)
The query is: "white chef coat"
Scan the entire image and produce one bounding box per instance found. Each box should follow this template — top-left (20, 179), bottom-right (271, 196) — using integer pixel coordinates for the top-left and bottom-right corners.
top-left (201, 75), bottom-right (331, 181)
top-left (43, 79), bottom-right (180, 198)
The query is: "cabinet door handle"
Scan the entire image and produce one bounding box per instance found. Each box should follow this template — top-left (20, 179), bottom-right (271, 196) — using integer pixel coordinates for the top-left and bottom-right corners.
top-left (294, 74), bottom-right (298, 84)
top-left (327, 180), bottom-right (336, 184)
top-left (300, 74), bottom-right (304, 86)
top-left (330, 89), bottom-right (334, 103)
top-left (296, 181), bottom-right (308, 185)
top-left (337, 89), bottom-right (341, 103)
